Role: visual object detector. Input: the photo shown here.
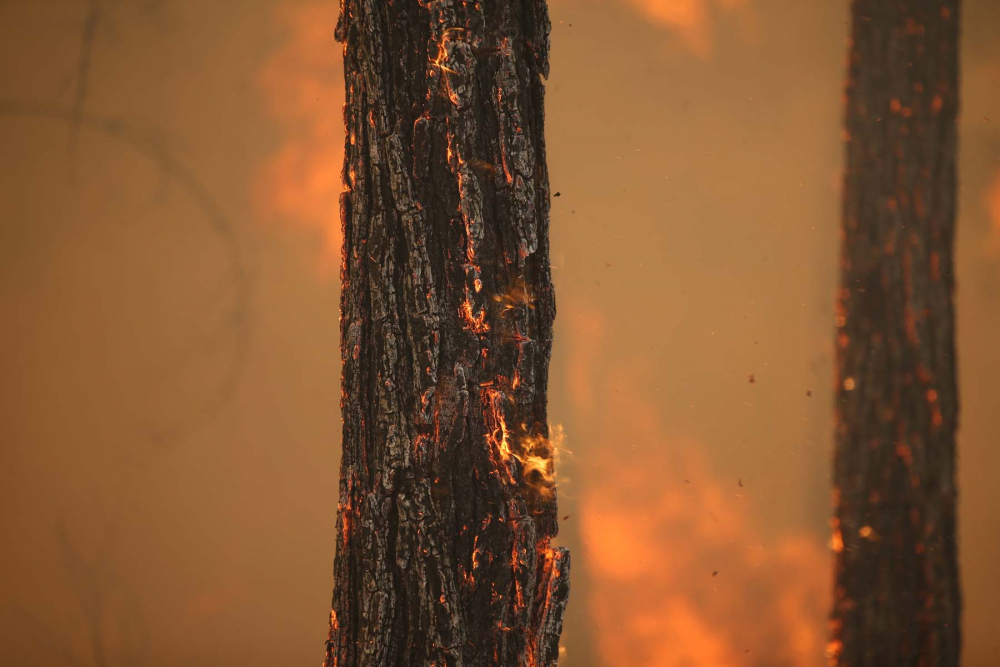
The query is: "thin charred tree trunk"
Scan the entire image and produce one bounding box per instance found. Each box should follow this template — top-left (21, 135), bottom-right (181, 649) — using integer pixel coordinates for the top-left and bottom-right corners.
top-left (325, 1), bottom-right (568, 666)
top-left (830, 2), bottom-right (961, 665)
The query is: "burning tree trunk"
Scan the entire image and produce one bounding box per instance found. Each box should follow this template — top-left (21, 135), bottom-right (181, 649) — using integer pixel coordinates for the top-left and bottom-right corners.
top-left (830, 1), bottom-right (961, 665)
top-left (325, 1), bottom-right (568, 666)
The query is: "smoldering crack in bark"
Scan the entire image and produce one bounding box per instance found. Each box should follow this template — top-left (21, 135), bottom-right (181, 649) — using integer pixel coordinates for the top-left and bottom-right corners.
top-left (327, 1), bottom-right (567, 666)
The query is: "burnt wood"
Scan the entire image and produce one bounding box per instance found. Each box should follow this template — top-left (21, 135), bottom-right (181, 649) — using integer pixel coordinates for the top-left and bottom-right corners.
top-left (325, 1), bottom-right (568, 665)
top-left (831, 2), bottom-right (962, 665)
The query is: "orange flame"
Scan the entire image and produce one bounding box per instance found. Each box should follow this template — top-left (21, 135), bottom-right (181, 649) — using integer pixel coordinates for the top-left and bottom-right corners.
top-left (517, 424), bottom-right (565, 501)
top-left (257, 1), bottom-right (346, 271)
top-left (460, 295), bottom-right (491, 333)
top-left (632, 0), bottom-right (749, 56)
top-left (565, 305), bottom-right (829, 666)
top-left (557, 0), bottom-right (753, 57)
top-left (482, 386), bottom-right (565, 499)
top-left (494, 277), bottom-right (536, 317)
top-left (483, 387), bottom-right (514, 465)
top-left (580, 446), bottom-right (828, 665)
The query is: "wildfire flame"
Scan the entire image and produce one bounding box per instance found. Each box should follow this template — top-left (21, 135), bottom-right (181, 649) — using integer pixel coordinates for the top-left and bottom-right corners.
top-left (554, 0), bottom-right (753, 57)
top-left (494, 277), bottom-right (536, 317)
top-left (429, 27), bottom-right (465, 76)
top-left (517, 424), bottom-right (565, 501)
top-left (565, 304), bottom-right (829, 666)
top-left (634, 0), bottom-right (748, 55)
top-left (257, 1), bottom-right (346, 271)
top-left (483, 386), bottom-right (565, 500)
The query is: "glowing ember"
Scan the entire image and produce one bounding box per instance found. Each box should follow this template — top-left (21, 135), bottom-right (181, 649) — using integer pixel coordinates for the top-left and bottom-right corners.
top-left (824, 639), bottom-right (843, 664)
top-left (483, 387), bottom-right (514, 463)
top-left (829, 519), bottom-right (844, 554)
top-left (460, 294), bottom-right (490, 333)
top-left (429, 28), bottom-right (465, 76)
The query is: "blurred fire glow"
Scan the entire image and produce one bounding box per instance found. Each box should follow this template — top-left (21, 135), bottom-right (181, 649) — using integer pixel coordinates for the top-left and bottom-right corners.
top-left (988, 172), bottom-right (1000, 255)
top-left (584, 0), bottom-right (752, 56)
top-left (627, 0), bottom-right (750, 56)
top-left (566, 305), bottom-right (830, 666)
top-left (257, 1), bottom-right (346, 271)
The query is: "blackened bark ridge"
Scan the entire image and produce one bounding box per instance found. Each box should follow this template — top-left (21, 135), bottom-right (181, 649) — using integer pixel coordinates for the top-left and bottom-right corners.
top-left (326, 1), bottom-right (568, 665)
top-left (831, 2), bottom-right (961, 665)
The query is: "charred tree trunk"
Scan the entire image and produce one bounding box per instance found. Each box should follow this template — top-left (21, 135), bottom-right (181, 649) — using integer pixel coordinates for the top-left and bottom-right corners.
top-left (325, 1), bottom-right (568, 666)
top-left (830, 2), bottom-right (961, 665)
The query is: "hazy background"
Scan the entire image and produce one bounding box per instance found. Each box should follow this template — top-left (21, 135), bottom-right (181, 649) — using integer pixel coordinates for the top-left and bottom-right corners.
top-left (1, 1), bottom-right (997, 665)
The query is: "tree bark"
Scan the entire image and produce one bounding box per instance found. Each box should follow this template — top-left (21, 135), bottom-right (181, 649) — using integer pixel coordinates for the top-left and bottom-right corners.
top-left (830, 2), bottom-right (961, 665)
top-left (325, 1), bottom-right (568, 666)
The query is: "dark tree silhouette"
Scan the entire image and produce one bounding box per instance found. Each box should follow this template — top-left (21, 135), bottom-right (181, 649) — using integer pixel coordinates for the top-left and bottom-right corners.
top-left (830, 1), bottom-right (961, 665)
top-left (325, 1), bottom-right (568, 666)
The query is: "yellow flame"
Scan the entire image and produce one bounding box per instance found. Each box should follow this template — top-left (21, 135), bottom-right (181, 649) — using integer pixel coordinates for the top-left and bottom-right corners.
top-left (482, 387), bottom-right (564, 498)
top-left (429, 28), bottom-right (465, 75)
top-left (516, 424), bottom-right (565, 500)
top-left (830, 525), bottom-right (844, 553)
top-left (460, 294), bottom-right (490, 333)
top-left (493, 277), bottom-right (536, 317)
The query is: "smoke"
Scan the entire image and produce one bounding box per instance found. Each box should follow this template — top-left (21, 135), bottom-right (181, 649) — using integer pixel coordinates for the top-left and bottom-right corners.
top-left (257, 1), bottom-right (346, 273)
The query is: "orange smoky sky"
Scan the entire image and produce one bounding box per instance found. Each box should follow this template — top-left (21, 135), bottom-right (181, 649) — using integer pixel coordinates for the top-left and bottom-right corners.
top-left (563, 305), bottom-right (829, 666)
top-left (258, 1), bottom-right (346, 272)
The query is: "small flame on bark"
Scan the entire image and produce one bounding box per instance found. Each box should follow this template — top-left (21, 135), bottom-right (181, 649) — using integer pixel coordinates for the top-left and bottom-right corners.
top-left (517, 424), bottom-right (565, 501)
top-left (482, 387), bottom-right (565, 500)
top-left (429, 28), bottom-right (464, 75)
top-left (460, 295), bottom-right (490, 333)
top-left (494, 277), bottom-right (536, 317)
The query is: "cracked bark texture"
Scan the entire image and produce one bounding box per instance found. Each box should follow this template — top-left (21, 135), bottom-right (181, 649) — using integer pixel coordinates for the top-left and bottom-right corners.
top-left (325, 1), bottom-right (568, 666)
top-left (830, 2), bottom-right (961, 666)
